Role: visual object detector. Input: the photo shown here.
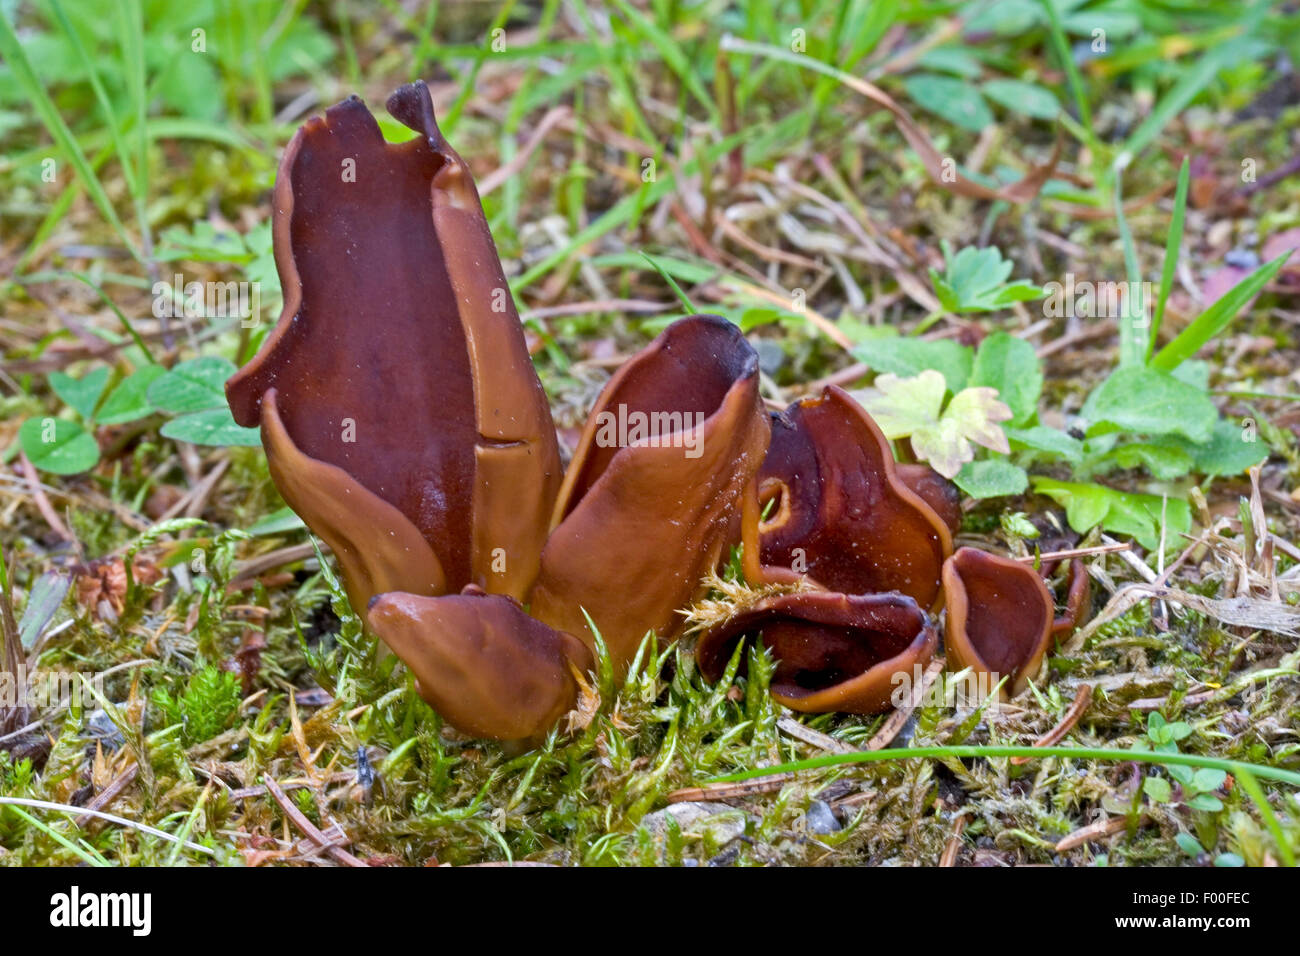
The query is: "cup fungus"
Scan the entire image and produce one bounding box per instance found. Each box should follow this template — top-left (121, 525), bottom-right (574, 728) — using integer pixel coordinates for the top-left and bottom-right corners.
top-left (694, 591), bottom-right (937, 714)
top-left (368, 312), bottom-right (769, 739)
top-left (226, 81), bottom-right (561, 617)
top-left (941, 547), bottom-right (1055, 697)
top-left (230, 82), bottom-right (1088, 741)
top-left (227, 83), bottom-right (772, 739)
top-left (754, 386), bottom-right (953, 609)
top-left (1044, 556), bottom-right (1092, 639)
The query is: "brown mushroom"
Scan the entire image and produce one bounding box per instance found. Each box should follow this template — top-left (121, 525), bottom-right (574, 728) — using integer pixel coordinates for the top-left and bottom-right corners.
top-left (894, 463), bottom-right (962, 537)
top-left (755, 386), bottom-right (953, 609)
top-left (528, 314), bottom-right (770, 674)
top-left (1049, 557), bottom-right (1092, 639)
top-left (365, 315), bottom-right (770, 738)
top-left (694, 590), bottom-right (937, 713)
top-left (367, 586), bottom-right (593, 741)
top-left (226, 81), bottom-right (561, 617)
top-left (941, 547), bottom-right (1055, 697)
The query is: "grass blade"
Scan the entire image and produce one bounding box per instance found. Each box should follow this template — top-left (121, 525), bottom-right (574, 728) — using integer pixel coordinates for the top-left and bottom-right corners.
top-left (608, 0), bottom-right (718, 125)
top-left (0, 8), bottom-right (139, 260)
top-left (640, 252), bottom-right (697, 313)
top-left (1148, 157), bottom-right (1190, 361)
top-left (1234, 767), bottom-right (1296, 867)
top-left (1039, 0), bottom-right (1096, 157)
top-left (1118, 30), bottom-right (1257, 166)
top-left (48, 0), bottom-right (137, 197)
top-left (1150, 251), bottom-right (1291, 372)
top-left (1113, 172), bottom-right (1147, 367)
top-left (711, 744), bottom-right (1300, 789)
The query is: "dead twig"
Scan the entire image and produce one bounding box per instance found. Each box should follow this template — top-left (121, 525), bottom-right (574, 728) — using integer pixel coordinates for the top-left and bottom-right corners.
top-left (1055, 814), bottom-right (1143, 853)
top-left (777, 716), bottom-right (857, 755)
top-left (866, 656), bottom-right (944, 751)
top-left (16, 453), bottom-right (74, 542)
top-left (1011, 684), bottom-right (1092, 765)
top-left (665, 774), bottom-right (797, 804)
top-left (74, 763), bottom-right (139, 828)
top-left (263, 777), bottom-right (366, 867)
top-left (939, 812), bottom-right (969, 866)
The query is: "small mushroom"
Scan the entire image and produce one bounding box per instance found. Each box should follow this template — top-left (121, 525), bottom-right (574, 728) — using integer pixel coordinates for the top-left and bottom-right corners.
top-left (694, 590), bottom-right (937, 713)
top-left (1048, 557), bottom-right (1092, 639)
top-left (941, 547), bottom-right (1055, 697)
top-left (368, 586), bottom-right (593, 741)
top-left (529, 314), bottom-right (771, 673)
top-left (754, 386), bottom-right (953, 609)
top-left (894, 463), bottom-right (962, 537)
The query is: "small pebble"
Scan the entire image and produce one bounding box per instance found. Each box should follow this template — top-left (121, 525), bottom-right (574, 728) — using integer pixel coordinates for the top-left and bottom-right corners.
top-left (805, 799), bottom-right (841, 834)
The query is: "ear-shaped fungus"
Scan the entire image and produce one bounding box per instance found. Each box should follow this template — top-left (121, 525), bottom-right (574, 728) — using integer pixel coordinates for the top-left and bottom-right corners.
top-left (941, 547), bottom-right (1054, 697)
top-left (695, 591), bottom-right (937, 713)
top-left (366, 314), bottom-right (770, 738)
top-left (529, 314), bottom-right (770, 674)
top-left (755, 386), bottom-right (953, 608)
top-left (226, 81), bottom-right (561, 616)
top-left (1044, 556), bottom-right (1092, 639)
top-left (368, 587), bottom-right (593, 741)
top-left (894, 463), bottom-right (962, 537)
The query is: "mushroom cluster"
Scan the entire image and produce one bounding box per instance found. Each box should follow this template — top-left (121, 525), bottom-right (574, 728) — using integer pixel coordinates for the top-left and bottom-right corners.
top-left (227, 83), bottom-right (1090, 743)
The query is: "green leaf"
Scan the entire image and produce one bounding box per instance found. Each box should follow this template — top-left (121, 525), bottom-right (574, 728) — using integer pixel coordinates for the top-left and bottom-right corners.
top-left (160, 407), bottom-right (260, 447)
top-left (17, 572), bottom-right (71, 649)
top-left (96, 366), bottom-right (166, 425)
top-left (18, 417), bottom-right (100, 475)
top-left (1175, 832), bottom-right (1205, 857)
top-left (1189, 419), bottom-right (1270, 478)
top-left (1005, 425), bottom-right (1083, 464)
top-left (1171, 360), bottom-right (1210, 391)
top-left (1192, 768), bottom-right (1227, 792)
top-left (147, 356), bottom-right (238, 414)
top-left (1084, 366), bottom-right (1217, 443)
top-left (49, 367), bottom-right (109, 422)
top-left (853, 370), bottom-right (946, 438)
top-left (1093, 438), bottom-right (1195, 481)
top-left (915, 47), bottom-right (984, 78)
top-left (1184, 793), bottom-right (1224, 812)
top-left (903, 73), bottom-right (994, 132)
top-left (851, 335), bottom-right (973, 393)
top-left (247, 507), bottom-right (307, 537)
top-left (953, 459), bottom-right (1028, 499)
top-left (1143, 777), bottom-right (1172, 803)
top-left (981, 78), bottom-right (1060, 119)
top-left (856, 372), bottom-right (1011, 479)
top-left (969, 331), bottom-right (1042, 425)
top-left (1031, 477), bottom-right (1192, 551)
top-left (930, 244), bottom-right (1043, 313)
top-left (1150, 251), bottom-right (1292, 372)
